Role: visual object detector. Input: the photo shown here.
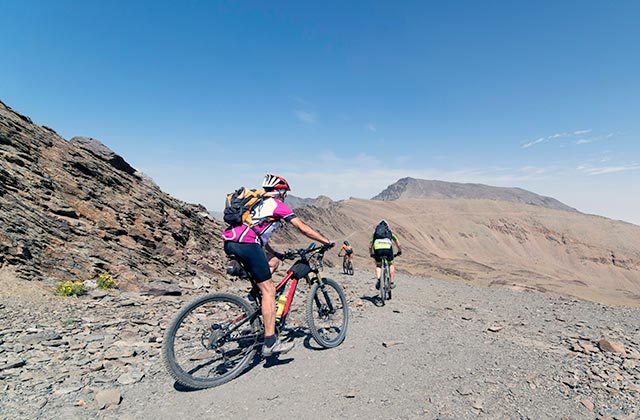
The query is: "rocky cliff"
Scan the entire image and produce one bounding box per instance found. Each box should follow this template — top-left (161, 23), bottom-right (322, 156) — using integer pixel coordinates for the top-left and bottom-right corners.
top-left (0, 100), bottom-right (226, 289)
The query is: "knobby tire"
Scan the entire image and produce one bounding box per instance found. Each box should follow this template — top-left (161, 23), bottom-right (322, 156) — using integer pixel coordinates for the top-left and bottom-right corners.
top-left (163, 293), bottom-right (261, 389)
top-left (306, 277), bottom-right (349, 348)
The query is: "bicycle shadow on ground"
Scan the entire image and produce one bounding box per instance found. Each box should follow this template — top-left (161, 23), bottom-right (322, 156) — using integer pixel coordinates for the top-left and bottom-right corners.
top-left (360, 294), bottom-right (384, 307)
top-left (283, 326), bottom-right (323, 351)
top-left (171, 327), bottom-right (321, 391)
top-left (172, 347), bottom-right (295, 392)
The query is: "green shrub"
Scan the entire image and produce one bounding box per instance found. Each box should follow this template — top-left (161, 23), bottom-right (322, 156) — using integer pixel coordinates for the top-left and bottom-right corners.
top-left (96, 272), bottom-right (117, 290)
top-left (56, 280), bottom-right (87, 297)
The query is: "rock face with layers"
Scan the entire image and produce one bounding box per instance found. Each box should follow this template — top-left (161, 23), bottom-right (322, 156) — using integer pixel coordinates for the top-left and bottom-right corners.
top-left (0, 100), bottom-right (226, 288)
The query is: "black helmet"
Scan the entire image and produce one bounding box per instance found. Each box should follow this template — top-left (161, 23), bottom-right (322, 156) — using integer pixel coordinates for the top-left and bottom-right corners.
top-left (343, 240), bottom-right (350, 246)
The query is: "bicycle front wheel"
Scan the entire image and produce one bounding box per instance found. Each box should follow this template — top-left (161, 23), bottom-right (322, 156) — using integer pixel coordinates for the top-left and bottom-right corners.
top-left (306, 278), bottom-right (349, 348)
top-left (163, 293), bottom-right (261, 389)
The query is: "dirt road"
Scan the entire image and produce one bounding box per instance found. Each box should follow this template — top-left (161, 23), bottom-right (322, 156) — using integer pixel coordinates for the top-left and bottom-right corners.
top-left (122, 268), bottom-right (640, 419)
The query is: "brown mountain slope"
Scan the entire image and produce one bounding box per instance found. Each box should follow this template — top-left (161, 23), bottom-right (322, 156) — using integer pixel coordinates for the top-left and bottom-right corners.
top-left (0, 100), bottom-right (226, 289)
top-left (275, 198), bottom-right (640, 307)
top-left (373, 177), bottom-right (577, 212)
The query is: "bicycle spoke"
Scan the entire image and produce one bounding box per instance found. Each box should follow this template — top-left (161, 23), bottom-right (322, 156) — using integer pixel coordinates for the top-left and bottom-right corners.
top-left (164, 294), bottom-right (260, 388)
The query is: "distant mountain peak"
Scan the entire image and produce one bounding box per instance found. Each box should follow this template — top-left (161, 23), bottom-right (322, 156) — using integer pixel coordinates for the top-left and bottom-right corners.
top-left (285, 194), bottom-right (334, 209)
top-left (372, 178), bottom-right (577, 213)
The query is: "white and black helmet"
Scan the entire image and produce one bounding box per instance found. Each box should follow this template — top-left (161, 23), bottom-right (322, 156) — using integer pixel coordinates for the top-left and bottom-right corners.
top-left (262, 174), bottom-right (291, 191)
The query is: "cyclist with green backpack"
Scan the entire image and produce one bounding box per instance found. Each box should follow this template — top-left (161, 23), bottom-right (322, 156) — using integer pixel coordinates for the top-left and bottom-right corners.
top-left (369, 220), bottom-right (402, 290)
top-left (221, 174), bottom-right (333, 356)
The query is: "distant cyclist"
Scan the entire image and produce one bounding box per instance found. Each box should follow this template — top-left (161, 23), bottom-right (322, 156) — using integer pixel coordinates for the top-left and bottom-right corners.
top-left (222, 174), bottom-right (333, 356)
top-left (338, 240), bottom-right (354, 269)
top-left (369, 220), bottom-right (402, 289)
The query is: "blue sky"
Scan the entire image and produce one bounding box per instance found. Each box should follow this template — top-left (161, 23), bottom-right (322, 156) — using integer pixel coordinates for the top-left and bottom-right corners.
top-left (1, 1), bottom-right (639, 224)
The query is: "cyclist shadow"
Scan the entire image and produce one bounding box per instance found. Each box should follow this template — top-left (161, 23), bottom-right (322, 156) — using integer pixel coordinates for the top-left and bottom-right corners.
top-left (171, 327), bottom-right (316, 391)
top-left (360, 294), bottom-right (384, 307)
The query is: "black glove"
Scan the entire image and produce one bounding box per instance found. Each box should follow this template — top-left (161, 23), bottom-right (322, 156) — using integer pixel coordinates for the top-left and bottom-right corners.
top-left (274, 251), bottom-right (285, 260)
top-left (396, 250), bottom-right (402, 257)
top-left (370, 253), bottom-right (375, 258)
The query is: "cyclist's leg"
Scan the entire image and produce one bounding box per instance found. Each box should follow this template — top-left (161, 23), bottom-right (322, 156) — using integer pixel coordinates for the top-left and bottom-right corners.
top-left (224, 242), bottom-right (275, 335)
top-left (373, 250), bottom-right (383, 288)
top-left (387, 249), bottom-right (396, 285)
top-left (256, 278), bottom-right (276, 336)
top-left (266, 250), bottom-right (281, 274)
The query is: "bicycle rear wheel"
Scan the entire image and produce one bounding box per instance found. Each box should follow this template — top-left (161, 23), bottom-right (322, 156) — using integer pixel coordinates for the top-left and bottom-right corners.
top-left (379, 263), bottom-right (387, 305)
top-left (306, 278), bottom-right (349, 348)
top-left (386, 263), bottom-right (393, 300)
top-left (163, 293), bottom-right (261, 389)
top-left (347, 261), bottom-right (354, 275)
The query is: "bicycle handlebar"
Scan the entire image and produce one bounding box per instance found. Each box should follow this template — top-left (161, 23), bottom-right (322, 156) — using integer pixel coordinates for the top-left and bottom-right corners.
top-left (281, 242), bottom-right (334, 260)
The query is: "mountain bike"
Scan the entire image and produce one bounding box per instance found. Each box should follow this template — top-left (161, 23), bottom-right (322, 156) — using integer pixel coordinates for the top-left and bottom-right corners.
top-left (342, 257), bottom-right (354, 276)
top-left (162, 243), bottom-right (349, 390)
top-left (379, 253), bottom-right (400, 305)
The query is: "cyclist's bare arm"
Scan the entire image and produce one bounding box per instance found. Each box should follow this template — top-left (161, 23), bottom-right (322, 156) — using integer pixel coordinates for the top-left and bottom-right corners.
top-left (393, 238), bottom-right (402, 254)
top-left (289, 217), bottom-right (331, 245)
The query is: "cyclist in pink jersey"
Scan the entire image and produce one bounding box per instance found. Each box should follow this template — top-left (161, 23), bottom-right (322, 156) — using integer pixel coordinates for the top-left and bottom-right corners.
top-left (222, 174), bottom-right (333, 356)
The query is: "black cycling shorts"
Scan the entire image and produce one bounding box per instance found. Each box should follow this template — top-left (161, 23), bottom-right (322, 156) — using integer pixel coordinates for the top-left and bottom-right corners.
top-left (373, 248), bottom-right (394, 264)
top-left (224, 242), bottom-right (271, 283)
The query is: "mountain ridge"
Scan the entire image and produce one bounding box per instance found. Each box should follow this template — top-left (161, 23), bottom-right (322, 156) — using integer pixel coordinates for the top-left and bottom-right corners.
top-left (373, 177), bottom-right (577, 213)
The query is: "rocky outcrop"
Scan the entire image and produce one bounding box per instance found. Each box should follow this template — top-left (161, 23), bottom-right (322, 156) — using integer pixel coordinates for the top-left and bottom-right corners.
top-left (0, 100), bottom-right (226, 287)
top-left (373, 177), bottom-right (577, 212)
top-left (285, 194), bottom-right (334, 210)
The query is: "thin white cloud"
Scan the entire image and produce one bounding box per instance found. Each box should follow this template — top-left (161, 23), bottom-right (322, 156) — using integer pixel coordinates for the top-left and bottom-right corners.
top-left (294, 110), bottom-right (317, 124)
top-left (521, 129), bottom-right (597, 149)
top-left (365, 123), bottom-right (377, 132)
top-left (521, 137), bottom-right (546, 149)
top-left (578, 164), bottom-right (640, 175)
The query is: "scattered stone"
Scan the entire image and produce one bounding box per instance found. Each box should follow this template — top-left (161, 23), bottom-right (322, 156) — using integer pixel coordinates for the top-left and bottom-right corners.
top-left (104, 347), bottom-right (136, 360)
top-left (382, 341), bottom-right (403, 348)
top-left (580, 399), bottom-right (594, 411)
top-left (487, 325), bottom-right (504, 332)
top-left (117, 370), bottom-right (145, 385)
top-left (457, 387), bottom-right (473, 396)
top-left (19, 331), bottom-right (61, 345)
top-left (94, 388), bottom-right (122, 409)
top-left (598, 339), bottom-right (626, 355)
top-left (0, 359), bottom-right (26, 370)
top-left (582, 343), bottom-right (599, 353)
top-left (622, 359), bottom-right (636, 370)
top-left (89, 290), bottom-right (109, 299)
top-left (471, 399), bottom-right (484, 411)
top-left (141, 280), bottom-right (182, 296)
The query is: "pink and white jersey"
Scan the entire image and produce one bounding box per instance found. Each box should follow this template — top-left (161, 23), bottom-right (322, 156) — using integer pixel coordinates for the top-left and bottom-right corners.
top-left (221, 197), bottom-right (296, 245)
